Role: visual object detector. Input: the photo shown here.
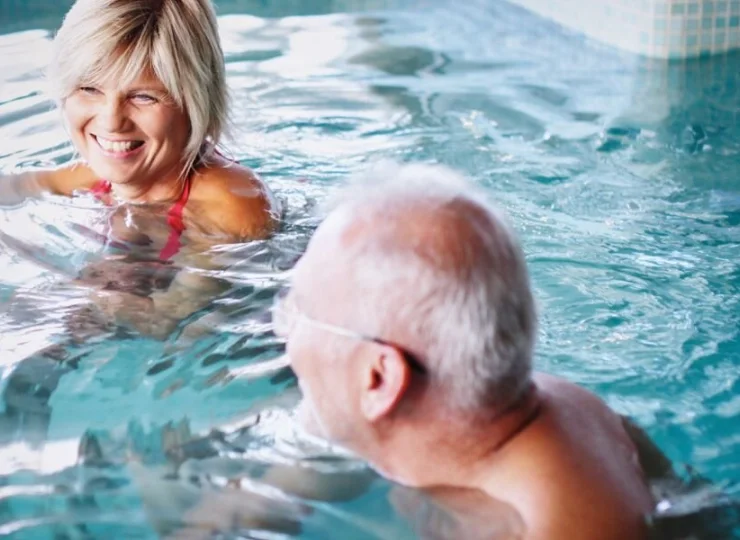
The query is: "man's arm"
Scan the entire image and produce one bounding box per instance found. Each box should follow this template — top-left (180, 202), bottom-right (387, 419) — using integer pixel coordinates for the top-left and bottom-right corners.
top-left (621, 416), bottom-right (676, 481)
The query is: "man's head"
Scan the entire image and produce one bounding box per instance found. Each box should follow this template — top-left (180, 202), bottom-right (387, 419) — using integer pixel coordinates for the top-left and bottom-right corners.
top-left (277, 163), bottom-right (537, 469)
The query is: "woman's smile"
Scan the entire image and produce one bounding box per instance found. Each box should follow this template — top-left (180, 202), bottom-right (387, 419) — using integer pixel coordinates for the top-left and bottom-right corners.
top-left (91, 134), bottom-right (146, 159)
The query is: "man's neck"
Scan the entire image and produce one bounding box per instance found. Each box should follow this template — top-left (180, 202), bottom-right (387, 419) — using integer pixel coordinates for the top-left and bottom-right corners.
top-left (378, 384), bottom-right (542, 490)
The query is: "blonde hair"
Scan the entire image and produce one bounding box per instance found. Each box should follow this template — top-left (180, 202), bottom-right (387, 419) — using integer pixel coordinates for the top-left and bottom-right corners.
top-left (49, 0), bottom-right (228, 177)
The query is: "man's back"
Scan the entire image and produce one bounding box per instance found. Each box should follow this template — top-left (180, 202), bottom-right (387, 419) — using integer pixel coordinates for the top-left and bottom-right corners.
top-left (483, 373), bottom-right (655, 539)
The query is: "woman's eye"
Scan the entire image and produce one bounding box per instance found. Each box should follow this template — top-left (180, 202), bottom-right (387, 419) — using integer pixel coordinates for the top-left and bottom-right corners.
top-left (131, 94), bottom-right (157, 104)
top-left (79, 86), bottom-right (100, 95)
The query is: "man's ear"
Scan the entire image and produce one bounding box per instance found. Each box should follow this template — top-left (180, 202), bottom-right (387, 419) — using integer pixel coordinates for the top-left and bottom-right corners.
top-left (360, 345), bottom-right (411, 422)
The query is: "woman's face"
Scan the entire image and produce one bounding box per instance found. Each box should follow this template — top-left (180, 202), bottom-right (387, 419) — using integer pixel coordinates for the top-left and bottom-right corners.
top-left (63, 69), bottom-right (190, 187)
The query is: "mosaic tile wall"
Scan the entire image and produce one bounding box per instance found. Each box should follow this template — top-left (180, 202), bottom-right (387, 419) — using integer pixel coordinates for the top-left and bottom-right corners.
top-left (506, 0), bottom-right (740, 58)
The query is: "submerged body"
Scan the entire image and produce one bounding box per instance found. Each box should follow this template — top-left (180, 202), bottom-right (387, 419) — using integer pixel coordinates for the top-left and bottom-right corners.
top-left (14, 153), bottom-right (278, 338)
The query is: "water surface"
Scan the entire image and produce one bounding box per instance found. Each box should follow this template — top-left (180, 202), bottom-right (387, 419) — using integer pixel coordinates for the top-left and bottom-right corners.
top-left (1, 0), bottom-right (739, 537)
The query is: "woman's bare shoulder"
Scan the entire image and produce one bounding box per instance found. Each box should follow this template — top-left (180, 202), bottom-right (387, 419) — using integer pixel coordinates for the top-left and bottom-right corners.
top-left (189, 163), bottom-right (279, 241)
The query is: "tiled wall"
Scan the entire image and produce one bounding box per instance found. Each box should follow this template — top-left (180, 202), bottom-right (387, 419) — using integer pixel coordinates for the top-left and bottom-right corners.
top-left (506, 0), bottom-right (740, 58)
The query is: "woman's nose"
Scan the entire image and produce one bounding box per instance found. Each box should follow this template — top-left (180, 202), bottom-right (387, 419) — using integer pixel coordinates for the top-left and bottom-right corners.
top-left (98, 98), bottom-right (129, 133)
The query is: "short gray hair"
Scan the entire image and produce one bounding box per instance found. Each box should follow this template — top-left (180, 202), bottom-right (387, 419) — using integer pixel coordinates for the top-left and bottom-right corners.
top-left (326, 162), bottom-right (537, 414)
top-left (49, 0), bottom-right (228, 176)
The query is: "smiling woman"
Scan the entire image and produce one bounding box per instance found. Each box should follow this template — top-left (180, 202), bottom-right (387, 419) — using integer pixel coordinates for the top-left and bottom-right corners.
top-left (1, 0), bottom-right (278, 240)
top-left (0, 0), bottom-right (283, 476)
top-left (0, 0), bottom-right (280, 338)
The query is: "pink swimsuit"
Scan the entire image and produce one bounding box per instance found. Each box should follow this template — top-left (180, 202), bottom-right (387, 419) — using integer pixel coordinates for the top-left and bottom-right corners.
top-left (88, 178), bottom-right (191, 260)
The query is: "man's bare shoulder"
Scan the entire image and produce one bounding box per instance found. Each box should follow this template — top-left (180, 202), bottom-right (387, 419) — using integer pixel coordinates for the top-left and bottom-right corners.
top-left (482, 373), bottom-right (654, 539)
top-left (533, 372), bottom-right (610, 405)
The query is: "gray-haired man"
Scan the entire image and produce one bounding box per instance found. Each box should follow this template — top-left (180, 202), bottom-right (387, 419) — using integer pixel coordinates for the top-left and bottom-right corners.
top-left (274, 163), bottom-right (658, 539)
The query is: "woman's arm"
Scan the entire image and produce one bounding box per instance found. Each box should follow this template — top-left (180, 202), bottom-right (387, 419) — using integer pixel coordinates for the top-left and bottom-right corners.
top-left (0, 164), bottom-right (93, 206)
top-left (0, 170), bottom-right (50, 207)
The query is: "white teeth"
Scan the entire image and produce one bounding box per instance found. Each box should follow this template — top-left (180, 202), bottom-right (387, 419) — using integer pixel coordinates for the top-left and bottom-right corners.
top-left (95, 136), bottom-right (140, 153)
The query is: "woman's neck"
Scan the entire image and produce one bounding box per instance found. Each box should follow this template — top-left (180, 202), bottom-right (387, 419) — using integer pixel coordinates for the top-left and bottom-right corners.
top-left (109, 167), bottom-right (188, 204)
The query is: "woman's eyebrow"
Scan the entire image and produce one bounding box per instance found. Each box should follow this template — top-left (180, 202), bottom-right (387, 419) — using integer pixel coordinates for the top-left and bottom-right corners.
top-left (126, 87), bottom-right (166, 93)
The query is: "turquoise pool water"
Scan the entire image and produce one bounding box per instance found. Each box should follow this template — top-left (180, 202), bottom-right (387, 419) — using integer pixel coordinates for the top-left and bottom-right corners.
top-left (1, 0), bottom-right (739, 537)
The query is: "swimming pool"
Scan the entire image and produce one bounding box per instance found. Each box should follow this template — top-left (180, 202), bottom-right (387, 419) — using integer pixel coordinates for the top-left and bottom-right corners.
top-left (1, 0), bottom-right (739, 537)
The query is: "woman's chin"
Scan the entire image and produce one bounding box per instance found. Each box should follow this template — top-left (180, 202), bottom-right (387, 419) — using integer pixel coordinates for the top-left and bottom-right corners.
top-left (86, 154), bottom-right (144, 180)
top-left (88, 165), bottom-right (137, 185)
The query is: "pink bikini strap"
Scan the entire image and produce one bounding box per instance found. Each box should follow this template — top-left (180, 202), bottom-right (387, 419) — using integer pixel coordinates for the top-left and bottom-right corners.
top-left (160, 177), bottom-right (192, 260)
top-left (166, 177), bottom-right (191, 233)
top-left (158, 229), bottom-right (182, 261)
top-left (89, 179), bottom-right (112, 197)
